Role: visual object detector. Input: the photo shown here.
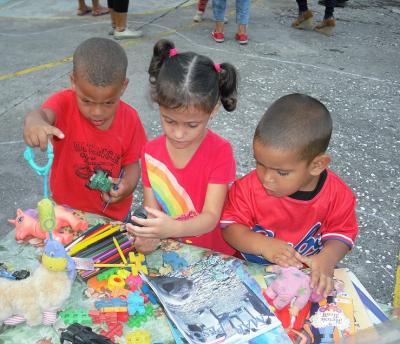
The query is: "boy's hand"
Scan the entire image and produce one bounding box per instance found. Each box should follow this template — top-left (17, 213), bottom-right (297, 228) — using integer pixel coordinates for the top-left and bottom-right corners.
top-left (298, 254), bottom-right (335, 297)
top-left (126, 206), bottom-right (177, 239)
top-left (101, 176), bottom-right (129, 204)
top-left (24, 112), bottom-right (64, 151)
top-left (132, 237), bottom-right (161, 254)
top-left (262, 238), bottom-right (303, 269)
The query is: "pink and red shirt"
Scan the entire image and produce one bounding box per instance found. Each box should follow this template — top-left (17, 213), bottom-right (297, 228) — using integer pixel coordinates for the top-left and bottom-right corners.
top-left (141, 130), bottom-right (236, 255)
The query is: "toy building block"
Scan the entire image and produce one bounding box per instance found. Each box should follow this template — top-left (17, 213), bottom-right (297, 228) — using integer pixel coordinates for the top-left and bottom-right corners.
top-left (117, 268), bottom-right (131, 279)
top-left (87, 276), bottom-right (108, 291)
top-left (158, 265), bottom-right (173, 275)
top-left (99, 322), bottom-right (123, 342)
top-left (144, 304), bottom-right (155, 318)
top-left (89, 310), bottom-right (118, 325)
top-left (117, 312), bottom-right (129, 322)
top-left (140, 292), bottom-right (149, 304)
top-left (128, 252), bottom-right (148, 275)
top-left (60, 309), bottom-right (92, 325)
top-left (127, 314), bottom-right (147, 328)
top-left (141, 284), bottom-right (158, 305)
top-left (125, 274), bottom-right (143, 290)
top-left (101, 307), bottom-right (128, 313)
top-left (126, 330), bottom-right (151, 344)
top-left (97, 268), bottom-right (119, 281)
top-left (127, 291), bottom-right (145, 316)
top-left (111, 287), bottom-right (130, 298)
top-left (95, 298), bottom-right (128, 309)
top-left (162, 251), bottom-right (188, 270)
top-left (107, 274), bottom-right (125, 291)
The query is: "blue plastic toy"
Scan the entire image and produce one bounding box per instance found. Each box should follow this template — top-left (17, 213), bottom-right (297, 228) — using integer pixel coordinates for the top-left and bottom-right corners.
top-left (24, 144), bottom-right (54, 198)
top-left (127, 291), bottom-right (145, 316)
top-left (162, 251), bottom-right (189, 270)
top-left (95, 298), bottom-right (127, 310)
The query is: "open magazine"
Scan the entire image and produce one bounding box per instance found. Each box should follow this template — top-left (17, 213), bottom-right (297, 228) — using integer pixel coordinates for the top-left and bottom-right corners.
top-left (141, 254), bottom-right (288, 344)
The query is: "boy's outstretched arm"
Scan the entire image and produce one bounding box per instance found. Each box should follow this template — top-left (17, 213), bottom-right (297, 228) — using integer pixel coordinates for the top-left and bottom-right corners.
top-left (223, 225), bottom-right (303, 268)
top-left (298, 240), bottom-right (350, 297)
top-left (24, 108), bottom-right (64, 151)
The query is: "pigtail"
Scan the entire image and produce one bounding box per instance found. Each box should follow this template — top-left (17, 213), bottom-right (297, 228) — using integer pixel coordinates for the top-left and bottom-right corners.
top-left (218, 63), bottom-right (238, 112)
top-left (148, 39), bottom-right (175, 85)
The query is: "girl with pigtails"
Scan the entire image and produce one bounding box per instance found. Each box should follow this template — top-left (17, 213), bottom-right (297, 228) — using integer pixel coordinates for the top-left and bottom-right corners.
top-left (126, 39), bottom-right (238, 255)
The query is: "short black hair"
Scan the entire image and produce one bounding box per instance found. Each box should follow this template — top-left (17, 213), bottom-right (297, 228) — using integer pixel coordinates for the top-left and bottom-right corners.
top-left (254, 93), bottom-right (332, 162)
top-left (73, 37), bottom-right (127, 86)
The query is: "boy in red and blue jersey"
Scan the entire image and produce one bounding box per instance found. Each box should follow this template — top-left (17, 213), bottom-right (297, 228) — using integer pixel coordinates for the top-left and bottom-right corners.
top-left (221, 93), bottom-right (358, 297)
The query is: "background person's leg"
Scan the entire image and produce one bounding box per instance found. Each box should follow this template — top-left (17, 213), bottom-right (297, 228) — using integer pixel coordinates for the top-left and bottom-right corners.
top-left (235, 0), bottom-right (250, 44)
top-left (112, 0), bottom-right (143, 40)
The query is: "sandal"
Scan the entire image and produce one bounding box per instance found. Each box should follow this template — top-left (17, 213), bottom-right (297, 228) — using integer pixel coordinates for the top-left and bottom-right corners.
top-left (92, 7), bottom-right (109, 16)
top-left (76, 7), bottom-right (91, 16)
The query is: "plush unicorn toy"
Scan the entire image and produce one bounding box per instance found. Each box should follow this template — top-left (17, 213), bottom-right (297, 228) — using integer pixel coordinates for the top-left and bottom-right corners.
top-left (8, 205), bottom-right (88, 244)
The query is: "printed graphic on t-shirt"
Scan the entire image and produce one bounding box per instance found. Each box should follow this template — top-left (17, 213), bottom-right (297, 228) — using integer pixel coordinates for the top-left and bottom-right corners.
top-left (73, 141), bottom-right (121, 179)
top-left (242, 223), bottom-right (323, 265)
top-left (145, 153), bottom-right (196, 218)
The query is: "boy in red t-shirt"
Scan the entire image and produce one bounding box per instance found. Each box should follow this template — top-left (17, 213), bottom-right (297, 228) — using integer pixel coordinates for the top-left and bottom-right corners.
top-left (23, 37), bottom-right (147, 221)
top-left (221, 93), bottom-right (358, 297)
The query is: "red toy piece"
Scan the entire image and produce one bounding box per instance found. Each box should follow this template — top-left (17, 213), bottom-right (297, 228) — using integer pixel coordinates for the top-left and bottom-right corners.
top-left (100, 322), bottom-right (123, 342)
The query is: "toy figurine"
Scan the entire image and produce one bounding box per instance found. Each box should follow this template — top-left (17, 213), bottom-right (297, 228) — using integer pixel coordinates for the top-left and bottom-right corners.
top-left (87, 170), bottom-right (112, 193)
top-left (0, 239), bottom-right (75, 326)
top-left (265, 266), bottom-right (322, 316)
top-left (8, 205), bottom-right (88, 244)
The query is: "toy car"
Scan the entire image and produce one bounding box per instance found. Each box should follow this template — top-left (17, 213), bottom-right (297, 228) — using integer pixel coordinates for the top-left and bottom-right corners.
top-left (86, 170), bottom-right (112, 193)
top-left (127, 207), bottom-right (148, 227)
top-left (60, 323), bottom-right (113, 344)
top-left (12, 269), bottom-right (30, 280)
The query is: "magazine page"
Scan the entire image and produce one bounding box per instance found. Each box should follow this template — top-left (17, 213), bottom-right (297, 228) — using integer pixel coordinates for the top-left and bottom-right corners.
top-left (141, 253), bottom-right (283, 344)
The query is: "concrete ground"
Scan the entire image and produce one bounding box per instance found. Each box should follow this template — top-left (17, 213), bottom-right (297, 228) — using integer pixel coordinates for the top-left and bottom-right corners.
top-left (0, 0), bottom-right (399, 306)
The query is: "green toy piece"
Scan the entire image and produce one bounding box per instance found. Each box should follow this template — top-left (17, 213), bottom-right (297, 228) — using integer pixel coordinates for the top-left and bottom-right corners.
top-left (37, 198), bottom-right (56, 233)
top-left (97, 268), bottom-right (119, 281)
top-left (87, 170), bottom-right (112, 193)
top-left (60, 309), bottom-right (93, 325)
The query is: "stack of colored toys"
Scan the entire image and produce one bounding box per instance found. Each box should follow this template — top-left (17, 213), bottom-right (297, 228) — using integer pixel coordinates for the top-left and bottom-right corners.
top-left (61, 225), bottom-right (158, 342)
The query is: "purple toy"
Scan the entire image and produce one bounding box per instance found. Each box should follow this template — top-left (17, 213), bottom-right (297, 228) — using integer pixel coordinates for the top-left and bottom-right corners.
top-left (265, 266), bottom-right (324, 317)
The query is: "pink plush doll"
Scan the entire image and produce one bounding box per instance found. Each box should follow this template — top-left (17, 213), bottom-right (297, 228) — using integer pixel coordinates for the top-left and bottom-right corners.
top-left (8, 205), bottom-right (88, 244)
top-left (265, 266), bottom-right (324, 317)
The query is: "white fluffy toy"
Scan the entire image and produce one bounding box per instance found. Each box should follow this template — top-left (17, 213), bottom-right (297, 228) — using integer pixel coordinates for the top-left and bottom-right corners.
top-left (0, 239), bottom-right (75, 326)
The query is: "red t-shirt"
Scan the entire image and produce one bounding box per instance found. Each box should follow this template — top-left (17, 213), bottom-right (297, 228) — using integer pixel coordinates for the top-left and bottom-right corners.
top-left (141, 130), bottom-right (236, 255)
top-left (221, 169), bottom-right (358, 264)
top-left (42, 89), bottom-right (147, 220)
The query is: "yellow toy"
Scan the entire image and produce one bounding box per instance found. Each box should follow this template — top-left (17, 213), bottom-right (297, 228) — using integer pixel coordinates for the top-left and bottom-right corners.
top-left (126, 330), bottom-right (151, 344)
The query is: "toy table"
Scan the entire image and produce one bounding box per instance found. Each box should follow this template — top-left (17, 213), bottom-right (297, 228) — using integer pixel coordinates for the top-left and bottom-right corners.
top-left (0, 229), bottom-right (287, 344)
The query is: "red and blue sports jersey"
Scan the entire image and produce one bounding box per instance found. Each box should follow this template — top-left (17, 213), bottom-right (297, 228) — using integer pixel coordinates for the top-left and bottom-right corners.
top-left (221, 169), bottom-right (358, 264)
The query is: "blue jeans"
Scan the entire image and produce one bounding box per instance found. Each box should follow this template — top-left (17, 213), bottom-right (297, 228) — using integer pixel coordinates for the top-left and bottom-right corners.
top-left (212, 0), bottom-right (251, 25)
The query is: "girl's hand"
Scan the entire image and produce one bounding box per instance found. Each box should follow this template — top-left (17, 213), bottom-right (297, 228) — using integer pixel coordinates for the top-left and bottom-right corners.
top-left (262, 238), bottom-right (303, 269)
top-left (127, 206), bottom-right (178, 239)
top-left (298, 254), bottom-right (335, 297)
top-left (134, 237), bottom-right (161, 254)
